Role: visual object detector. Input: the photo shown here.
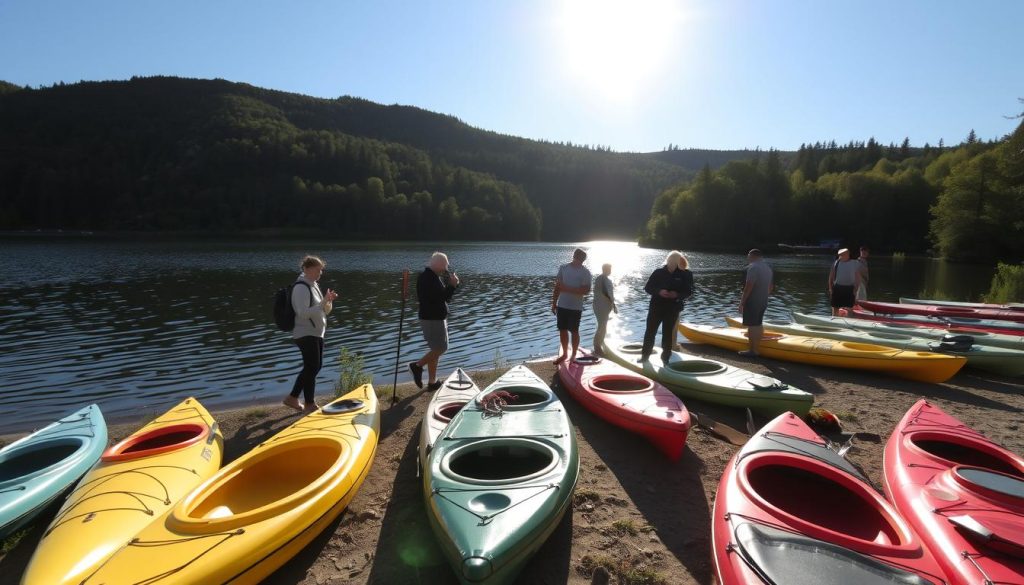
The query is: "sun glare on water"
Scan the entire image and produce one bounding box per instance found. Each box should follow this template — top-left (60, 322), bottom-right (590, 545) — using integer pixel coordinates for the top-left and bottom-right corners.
top-left (557, 0), bottom-right (683, 103)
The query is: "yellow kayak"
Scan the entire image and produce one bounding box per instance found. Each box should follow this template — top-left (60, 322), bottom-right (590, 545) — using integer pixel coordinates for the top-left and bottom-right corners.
top-left (678, 323), bottom-right (966, 383)
top-left (23, 397), bottom-right (223, 585)
top-left (81, 385), bottom-right (380, 585)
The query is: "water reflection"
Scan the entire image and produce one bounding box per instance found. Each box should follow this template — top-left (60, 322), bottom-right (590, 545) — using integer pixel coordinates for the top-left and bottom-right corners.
top-left (0, 239), bottom-right (995, 432)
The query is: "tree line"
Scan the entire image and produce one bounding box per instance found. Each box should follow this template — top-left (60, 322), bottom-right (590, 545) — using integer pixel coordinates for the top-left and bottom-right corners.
top-left (642, 115), bottom-right (1024, 264)
top-left (0, 77), bottom-right (724, 240)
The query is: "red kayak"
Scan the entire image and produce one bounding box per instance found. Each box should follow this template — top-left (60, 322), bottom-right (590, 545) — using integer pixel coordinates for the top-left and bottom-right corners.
top-left (884, 400), bottom-right (1024, 585)
top-left (860, 300), bottom-right (1024, 324)
top-left (713, 411), bottom-right (948, 585)
top-left (848, 306), bottom-right (1024, 336)
top-left (557, 351), bottom-right (690, 460)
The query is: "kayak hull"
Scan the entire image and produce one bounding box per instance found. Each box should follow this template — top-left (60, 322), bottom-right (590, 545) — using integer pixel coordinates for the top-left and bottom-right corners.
top-left (730, 316), bottom-right (1024, 377)
top-left (82, 385), bottom-right (379, 585)
top-left (23, 398), bottom-right (223, 585)
top-left (862, 299), bottom-right (1024, 323)
top-left (851, 306), bottom-right (1024, 334)
top-left (424, 365), bottom-right (578, 585)
top-left (602, 339), bottom-right (813, 417)
top-left (713, 411), bottom-right (947, 585)
top-left (557, 350), bottom-right (689, 460)
top-left (899, 297), bottom-right (1024, 311)
top-left (793, 311), bottom-right (1024, 351)
top-left (681, 322), bottom-right (966, 383)
top-left (0, 405), bottom-right (107, 540)
top-left (883, 400), bottom-right (1024, 585)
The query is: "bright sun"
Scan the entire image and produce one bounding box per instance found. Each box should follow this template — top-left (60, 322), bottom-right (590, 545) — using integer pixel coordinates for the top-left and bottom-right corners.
top-left (557, 0), bottom-right (682, 103)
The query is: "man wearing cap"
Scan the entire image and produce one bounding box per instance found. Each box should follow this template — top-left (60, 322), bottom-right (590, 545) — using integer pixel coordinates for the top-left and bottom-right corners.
top-left (828, 248), bottom-right (862, 316)
top-left (738, 248), bottom-right (773, 357)
top-left (552, 248), bottom-right (592, 364)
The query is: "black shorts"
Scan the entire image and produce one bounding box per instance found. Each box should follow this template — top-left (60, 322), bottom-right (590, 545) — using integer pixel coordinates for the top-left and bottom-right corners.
top-left (742, 301), bottom-right (768, 327)
top-left (831, 284), bottom-right (856, 309)
top-left (556, 307), bottom-right (582, 331)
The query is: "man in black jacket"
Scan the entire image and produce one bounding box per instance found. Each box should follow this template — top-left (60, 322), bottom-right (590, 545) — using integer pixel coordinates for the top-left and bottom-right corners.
top-left (409, 252), bottom-right (460, 391)
top-left (641, 251), bottom-right (693, 363)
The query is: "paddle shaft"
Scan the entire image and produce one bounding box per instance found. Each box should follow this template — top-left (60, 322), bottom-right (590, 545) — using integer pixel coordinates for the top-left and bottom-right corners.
top-left (391, 269), bottom-right (409, 406)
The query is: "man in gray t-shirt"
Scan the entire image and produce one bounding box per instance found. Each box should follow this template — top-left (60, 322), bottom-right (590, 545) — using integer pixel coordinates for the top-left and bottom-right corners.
top-left (738, 248), bottom-right (773, 357)
top-left (552, 248), bottom-right (592, 364)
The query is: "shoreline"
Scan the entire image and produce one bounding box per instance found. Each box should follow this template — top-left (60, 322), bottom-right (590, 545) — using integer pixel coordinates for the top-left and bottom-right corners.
top-left (2, 351), bottom-right (1023, 584)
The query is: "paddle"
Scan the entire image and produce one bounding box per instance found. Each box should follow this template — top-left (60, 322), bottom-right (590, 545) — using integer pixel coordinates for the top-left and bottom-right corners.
top-left (693, 411), bottom-right (749, 446)
top-left (391, 269), bottom-right (409, 407)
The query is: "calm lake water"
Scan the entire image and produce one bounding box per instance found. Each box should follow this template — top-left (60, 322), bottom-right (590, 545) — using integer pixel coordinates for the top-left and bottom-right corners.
top-left (0, 239), bottom-right (996, 433)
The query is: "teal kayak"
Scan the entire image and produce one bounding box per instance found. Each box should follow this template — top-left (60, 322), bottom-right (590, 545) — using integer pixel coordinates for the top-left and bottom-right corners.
top-left (424, 365), bottom-right (579, 584)
top-left (601, 340), bottom-right (813, 417)
top-left (792, 311), bottom-right (1024, 351)
top-left (0, 404), bottom-right (107, 538)
top-left (730, 316), bottom-right (1024, 377)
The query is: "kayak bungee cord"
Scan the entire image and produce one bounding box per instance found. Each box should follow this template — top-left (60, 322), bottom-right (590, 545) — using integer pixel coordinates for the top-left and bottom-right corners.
top-left (43, 464), bottom-right (198, 535)
top-left (81, 528), bottom-right (245, 585)
top-left (431, 483), bottom-right (559, 524)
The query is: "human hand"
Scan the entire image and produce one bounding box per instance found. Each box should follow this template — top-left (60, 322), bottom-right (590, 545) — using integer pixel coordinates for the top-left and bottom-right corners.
top-left (325, 289), bottom-right (338, 302)
top-left (448, 273), bottom-right (460, 287)
top-left (658, 289), bottom-right (669, 298)
top-left (551, 302), bottom-right (557, 315)
top-left (666, 291), bottom-right (679, 299)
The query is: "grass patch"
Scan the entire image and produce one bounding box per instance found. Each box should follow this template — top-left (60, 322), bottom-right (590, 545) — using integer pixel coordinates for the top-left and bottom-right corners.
top-left (241, 407), bottom-right (269, 423)
top-left (335, 347), bottom-right (373, 397)
top-left (1, 530), bottom-right (28, 555)
top-left (612, 519), bottom-right (639, 536)
top-left (622, 567), bottom-right (668, 585)
top-left (492, 349), bottom-right (509, 371)
top-left (574, 489), bottom-right (601, 505)
top-left (578, 554), bottom-right (618, 575)
top-left (832, 410), bottom-right (859, 423)
top-left (984, 263), bottom-right (1024, 304)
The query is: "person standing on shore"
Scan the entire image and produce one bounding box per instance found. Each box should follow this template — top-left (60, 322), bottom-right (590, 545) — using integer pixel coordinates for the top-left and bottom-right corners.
top-left (856, 245), bottom-right (870, 301)
top-left (409, 252), bottom-right (460, 391)
top-left (828, 248), bottom-right (861, 315)
top-left (552, 248), bottom-right (592, 365)
top-left (283, 255), bottom-right (338, 413)
top-left (640, 251), bottom-right (693, 363)
top-left (592, 263), bottom-right (617, 355)
top-left (738, 249), bottom-right (772, 357)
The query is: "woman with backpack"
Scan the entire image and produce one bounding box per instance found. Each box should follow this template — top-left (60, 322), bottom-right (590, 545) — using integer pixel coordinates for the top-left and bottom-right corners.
top-left (283, 255), bottom-right (338, 413)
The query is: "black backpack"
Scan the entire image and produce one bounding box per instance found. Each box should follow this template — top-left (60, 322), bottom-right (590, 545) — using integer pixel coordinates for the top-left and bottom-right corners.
top-left (273, 280), bottom-right (312, 331)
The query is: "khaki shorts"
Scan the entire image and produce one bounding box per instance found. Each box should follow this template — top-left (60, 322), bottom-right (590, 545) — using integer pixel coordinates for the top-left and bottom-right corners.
top-left (420, 319), bottom-right (449, 352)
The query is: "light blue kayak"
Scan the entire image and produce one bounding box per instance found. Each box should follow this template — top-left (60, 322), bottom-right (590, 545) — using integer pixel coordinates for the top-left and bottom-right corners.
top-left (0, 404), bottom-right (107, 539)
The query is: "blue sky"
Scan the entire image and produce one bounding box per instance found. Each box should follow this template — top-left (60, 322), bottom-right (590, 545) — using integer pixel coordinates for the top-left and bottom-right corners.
top-left (1, 0), bottom-right (1021, 151)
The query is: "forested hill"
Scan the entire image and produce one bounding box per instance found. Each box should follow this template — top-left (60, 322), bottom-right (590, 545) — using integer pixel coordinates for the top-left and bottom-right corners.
top-left (0, 76), bottom-right (759, 240)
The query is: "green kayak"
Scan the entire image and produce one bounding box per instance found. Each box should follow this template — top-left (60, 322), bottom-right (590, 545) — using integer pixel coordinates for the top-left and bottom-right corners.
top-left (601, 340), bottom-right (813, 417)
top-left (792, 312), bottom-right (1024, 352)
top-left (731, 316), bottom-right (1024, 377)
top-left (423, 365), bottom-right (579, 584)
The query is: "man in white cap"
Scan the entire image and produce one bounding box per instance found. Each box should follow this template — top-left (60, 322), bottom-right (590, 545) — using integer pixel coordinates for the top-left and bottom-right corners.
top-left (828, 248), bottom-right (861, 316)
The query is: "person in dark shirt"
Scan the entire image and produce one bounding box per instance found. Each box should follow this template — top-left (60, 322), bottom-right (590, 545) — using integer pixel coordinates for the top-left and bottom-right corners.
top-left (409, 252), bottom-right (459, 391)
top-left (641, 251), bottom-right (694, 363)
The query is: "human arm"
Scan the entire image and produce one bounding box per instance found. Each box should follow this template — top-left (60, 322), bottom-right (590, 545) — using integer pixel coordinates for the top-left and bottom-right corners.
top-left (739, 279), bottom-right (754, 314)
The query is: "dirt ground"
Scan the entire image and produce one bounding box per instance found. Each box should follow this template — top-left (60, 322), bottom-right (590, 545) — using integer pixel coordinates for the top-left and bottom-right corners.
top-left (2, 345), bottom-right (1022, 585)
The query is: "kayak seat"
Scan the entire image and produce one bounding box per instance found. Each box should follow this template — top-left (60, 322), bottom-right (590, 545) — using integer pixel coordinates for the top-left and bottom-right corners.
top-left (929, 335), bottom-right (974, 352)
top-left (733, 521), bottom-right (939, 585)
top-left (748, 377), bottom-right (788, 392)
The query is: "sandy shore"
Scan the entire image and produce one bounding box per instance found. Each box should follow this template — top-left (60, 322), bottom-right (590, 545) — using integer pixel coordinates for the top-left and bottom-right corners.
top-left (2, 344), bottom-right (1022, 585)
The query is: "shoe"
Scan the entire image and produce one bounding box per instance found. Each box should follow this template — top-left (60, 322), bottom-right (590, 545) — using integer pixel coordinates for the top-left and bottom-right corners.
top-left (409, 362), bottom-right (424, 388)
top-left (282, 396), bottom-right (302, 411)
top-left (427, 381), bottom-right (443, 392)
top-left (738, 350), bottom-right (758, 357)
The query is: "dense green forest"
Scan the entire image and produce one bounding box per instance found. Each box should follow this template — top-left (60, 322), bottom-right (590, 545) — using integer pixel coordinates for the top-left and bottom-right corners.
top-left (642, 115), bottom-right (1024, 263)
top-left (0, 77), bottom-right (757, 240)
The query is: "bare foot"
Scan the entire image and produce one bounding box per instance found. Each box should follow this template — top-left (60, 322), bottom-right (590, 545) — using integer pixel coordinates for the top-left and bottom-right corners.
top-left (302, 402), bottom-right (320, 413)
top-left (282, 396), bottom-right (302, 411)
top-left (553, 354), bottom-right (567, 365)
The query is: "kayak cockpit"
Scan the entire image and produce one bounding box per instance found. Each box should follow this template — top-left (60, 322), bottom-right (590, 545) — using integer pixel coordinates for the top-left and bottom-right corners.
top-left (443, 438), bottom-right (558, 485)
top-left (588, 375), bottom-right (653, 393)
top-left (739, 453), bottom-right (914, 553)
top-left (908, 432), bottom-right (1024, 478)
top-left (0, 438), bottom-right (86, 486)
top-left (102, 423), bottom-right (208, 462)
top-left (170, 437), bottom-right (347, 531)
